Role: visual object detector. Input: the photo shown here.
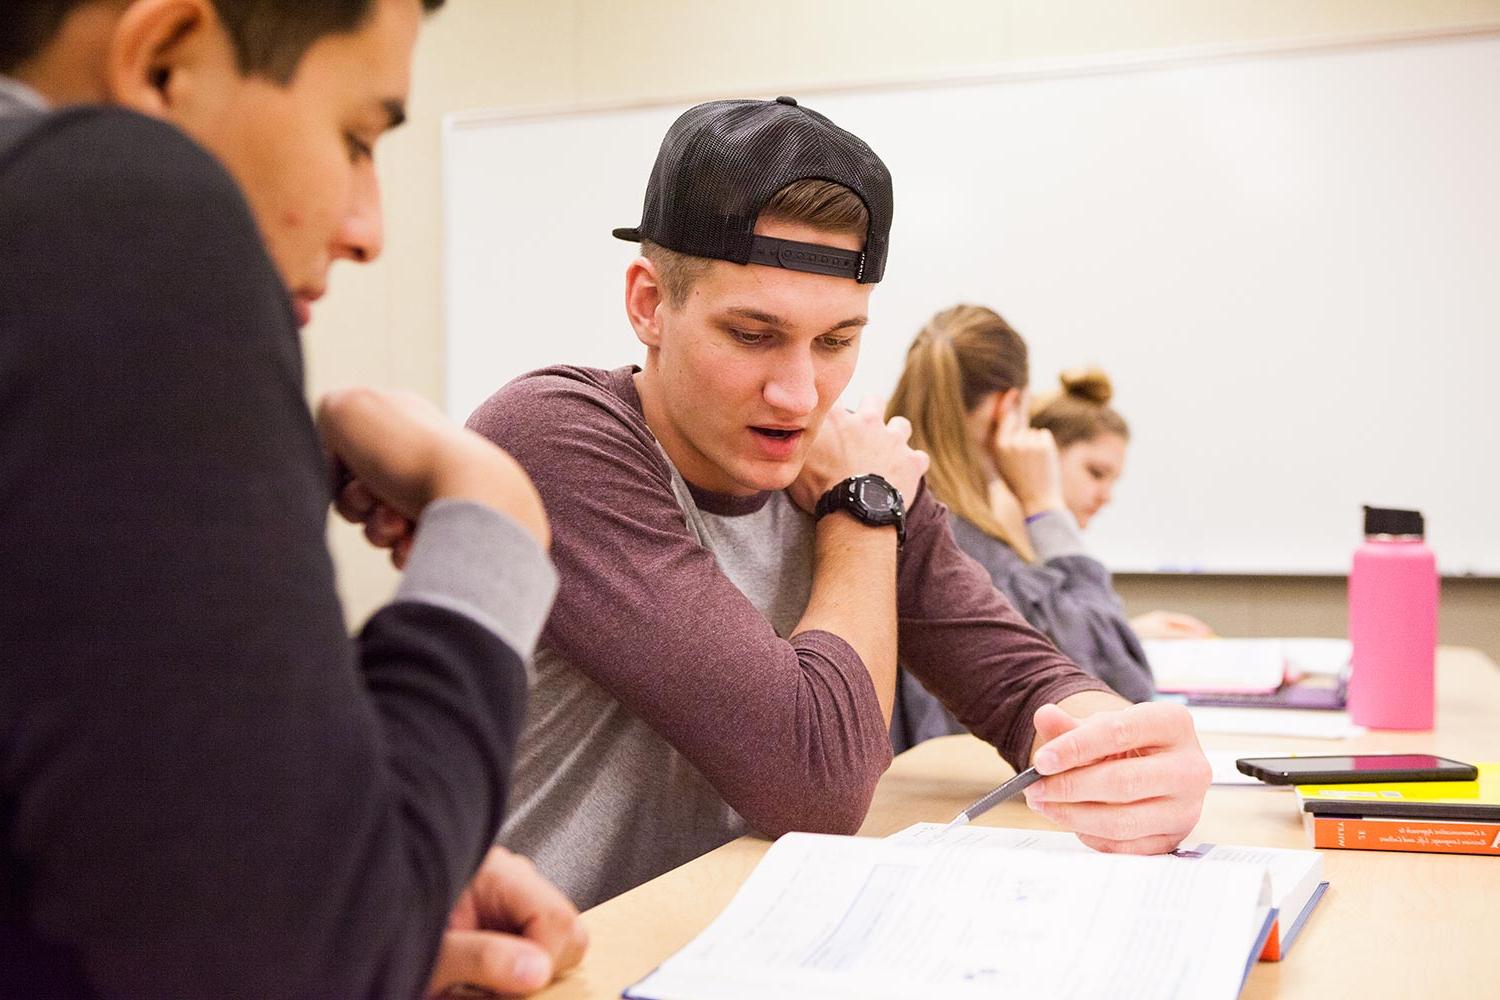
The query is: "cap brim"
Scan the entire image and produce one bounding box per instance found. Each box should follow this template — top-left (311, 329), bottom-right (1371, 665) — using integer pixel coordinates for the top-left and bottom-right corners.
top-left (612, 227), bottom-right (642, 241)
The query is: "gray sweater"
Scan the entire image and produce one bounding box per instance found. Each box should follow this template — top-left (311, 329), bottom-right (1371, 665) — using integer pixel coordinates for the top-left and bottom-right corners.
top-left (892, 509), bottom-right (1155, 751)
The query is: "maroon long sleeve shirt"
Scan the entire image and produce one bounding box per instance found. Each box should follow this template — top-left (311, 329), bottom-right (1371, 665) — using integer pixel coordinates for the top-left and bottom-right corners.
top-left (469, 366), bottom-right (1109, 907)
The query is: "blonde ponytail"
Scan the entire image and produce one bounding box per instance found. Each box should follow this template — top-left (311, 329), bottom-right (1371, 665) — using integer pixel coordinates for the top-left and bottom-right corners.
top-left (887, 305), bottom-right (1034, 559)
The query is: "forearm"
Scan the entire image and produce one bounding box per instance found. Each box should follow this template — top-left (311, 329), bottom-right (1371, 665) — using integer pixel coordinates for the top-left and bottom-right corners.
top-left (892, 491), bottom-right (1113, 768)
top-left (319, 387), bottom-right (552, 551)
top-left (793, 513), bottom-right (900, 723)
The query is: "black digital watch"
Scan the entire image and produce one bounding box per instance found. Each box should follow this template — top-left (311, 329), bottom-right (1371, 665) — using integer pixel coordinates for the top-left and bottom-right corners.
top-left (813, 474), bottom-right (906, 548)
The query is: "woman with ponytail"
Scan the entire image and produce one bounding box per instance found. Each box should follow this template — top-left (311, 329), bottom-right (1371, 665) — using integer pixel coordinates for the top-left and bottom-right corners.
top-left (886, 305), bottom-right (1154, 749)
top-left (1032, 371), bottom-right (1215, 640)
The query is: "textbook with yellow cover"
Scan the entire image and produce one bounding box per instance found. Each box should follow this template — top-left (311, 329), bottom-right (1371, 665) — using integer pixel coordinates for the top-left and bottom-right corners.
top-left (1297, 763), bottom-right (1500, 856)
top-left (1296, 762), bottom-right (1500, 821)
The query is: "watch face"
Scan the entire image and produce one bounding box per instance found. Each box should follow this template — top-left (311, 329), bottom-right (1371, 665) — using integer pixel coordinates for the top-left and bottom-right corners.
top-left (856, 478), bottom-right (896, 513)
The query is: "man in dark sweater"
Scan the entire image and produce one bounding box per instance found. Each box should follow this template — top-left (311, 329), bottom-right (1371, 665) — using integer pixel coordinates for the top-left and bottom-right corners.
top-left (1, 2), bottom-right (584, 996)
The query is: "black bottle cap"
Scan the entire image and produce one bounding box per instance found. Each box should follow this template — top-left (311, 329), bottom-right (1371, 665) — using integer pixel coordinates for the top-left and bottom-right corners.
top-left (1363, 505), bottom-right (1424, 538)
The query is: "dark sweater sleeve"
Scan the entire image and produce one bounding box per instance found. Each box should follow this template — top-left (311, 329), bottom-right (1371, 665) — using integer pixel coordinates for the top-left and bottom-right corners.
top-left (951, 513), bottom-right (1157, 703)
top-left (0, 109), bottom-right (539, 999)
top-left (468, 370), bottom-right (894, 838)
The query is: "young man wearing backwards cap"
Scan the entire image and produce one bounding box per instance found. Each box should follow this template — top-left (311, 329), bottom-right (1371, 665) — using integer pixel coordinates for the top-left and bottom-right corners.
top-left (466, 96), bottom-right (1212, 909)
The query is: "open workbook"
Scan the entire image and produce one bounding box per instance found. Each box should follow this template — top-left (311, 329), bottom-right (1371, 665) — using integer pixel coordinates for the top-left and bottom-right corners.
top-left (625, 823), bottom-right (1324, 1000)
top-left (888, 824), bottom-right (1327, 962)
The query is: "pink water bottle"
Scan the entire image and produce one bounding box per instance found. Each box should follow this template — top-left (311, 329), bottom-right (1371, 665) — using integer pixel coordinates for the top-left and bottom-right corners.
top-left (1347, 505), bottom-right (1437, 729)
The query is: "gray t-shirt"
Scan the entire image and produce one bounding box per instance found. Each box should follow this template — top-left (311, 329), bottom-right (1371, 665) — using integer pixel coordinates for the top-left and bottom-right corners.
top-left (496, 483), bottom-right (817, 908)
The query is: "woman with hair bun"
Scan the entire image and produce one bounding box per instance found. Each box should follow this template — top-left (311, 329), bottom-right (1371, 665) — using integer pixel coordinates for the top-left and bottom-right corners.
top-left (885, 305), bottom-right (1155, 749)
top-left (1032, 370), bottom-right (1214, 640)
top-left (1029, 368), bottom-right (1126, 530)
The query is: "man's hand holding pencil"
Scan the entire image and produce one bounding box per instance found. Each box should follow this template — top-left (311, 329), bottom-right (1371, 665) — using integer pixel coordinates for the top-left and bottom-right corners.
top-left (1023, 699), bottom-right (1213, 855)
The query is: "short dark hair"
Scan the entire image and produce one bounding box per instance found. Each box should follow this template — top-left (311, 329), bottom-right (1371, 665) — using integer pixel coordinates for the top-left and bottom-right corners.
top-left (0, 0), bottom-right (445, 80)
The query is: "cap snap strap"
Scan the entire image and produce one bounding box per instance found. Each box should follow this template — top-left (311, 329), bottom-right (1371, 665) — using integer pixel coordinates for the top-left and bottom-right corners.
top-left (746, 234), bottom-right (864, 280)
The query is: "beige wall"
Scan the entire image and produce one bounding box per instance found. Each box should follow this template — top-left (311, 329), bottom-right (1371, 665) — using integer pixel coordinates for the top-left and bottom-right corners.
top-left (311, 0), bottom-right (1500, 643)
top-left (1115, 575), bottom-right (1500, 663)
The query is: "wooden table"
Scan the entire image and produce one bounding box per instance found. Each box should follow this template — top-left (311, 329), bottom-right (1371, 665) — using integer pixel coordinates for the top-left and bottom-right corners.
top-left (538, 648), bottom-right (1500, 998)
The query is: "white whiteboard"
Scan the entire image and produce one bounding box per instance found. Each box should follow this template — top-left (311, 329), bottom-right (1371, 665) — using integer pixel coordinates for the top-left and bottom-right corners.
top-left (444, 34), bottom-right (1500, 575)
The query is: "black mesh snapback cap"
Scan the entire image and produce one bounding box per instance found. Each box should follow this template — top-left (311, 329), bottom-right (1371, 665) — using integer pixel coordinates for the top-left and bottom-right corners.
top-left (612, 96), bottom-right (893, 283)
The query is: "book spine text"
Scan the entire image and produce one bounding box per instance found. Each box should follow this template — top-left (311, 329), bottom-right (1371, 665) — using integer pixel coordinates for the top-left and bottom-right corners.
top-left (1307, 814), bottom-right (1500, 856)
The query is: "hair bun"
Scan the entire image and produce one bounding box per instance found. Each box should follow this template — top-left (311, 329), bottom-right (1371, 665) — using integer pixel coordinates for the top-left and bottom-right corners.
top-left (1059, 367), bottom-right (1113, 404)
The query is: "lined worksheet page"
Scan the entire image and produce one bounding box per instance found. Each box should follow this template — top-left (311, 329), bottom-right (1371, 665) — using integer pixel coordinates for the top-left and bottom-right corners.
top-left (628, 833), bottom-right (1266, 1000)
top-left (886, 823), bottom-right (1095, 849)
top-left (892, 823), bottom-right (1319, 918)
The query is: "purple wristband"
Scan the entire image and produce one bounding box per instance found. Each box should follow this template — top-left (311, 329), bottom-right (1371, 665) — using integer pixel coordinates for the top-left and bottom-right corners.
top-left (1024, 510), bottom-right (1053, 525)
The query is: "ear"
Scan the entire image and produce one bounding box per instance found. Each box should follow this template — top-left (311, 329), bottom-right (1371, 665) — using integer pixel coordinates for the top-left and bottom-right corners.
top-left (996, 387), bottom-right (1023, 424)
top-left (104, 0), bottom-right (231, 120)
top-left (624, 256), bottom-right (668, 349)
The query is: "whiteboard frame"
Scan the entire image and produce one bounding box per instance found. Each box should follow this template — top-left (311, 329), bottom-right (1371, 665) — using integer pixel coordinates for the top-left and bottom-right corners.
top-left (441, 24), bottom-right (1500, 579)
top-left (443, 24), bottom-right (1500, 133)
